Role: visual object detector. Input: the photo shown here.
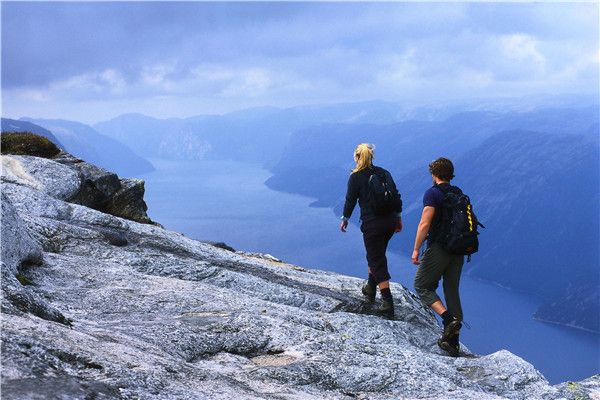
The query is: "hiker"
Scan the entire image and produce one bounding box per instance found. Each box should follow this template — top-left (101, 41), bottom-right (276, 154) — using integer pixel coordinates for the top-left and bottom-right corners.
top-left (411, 157), bottom-right (466, 357)
top-left (340, 143), bottom-right (402, 319)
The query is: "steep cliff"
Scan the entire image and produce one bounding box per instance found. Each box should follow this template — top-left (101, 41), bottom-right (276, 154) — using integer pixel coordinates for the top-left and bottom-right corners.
top-left (1, 152), bottom-right (598, 399)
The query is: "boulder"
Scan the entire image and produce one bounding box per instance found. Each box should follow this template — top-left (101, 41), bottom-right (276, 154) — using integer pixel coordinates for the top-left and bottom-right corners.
top-left (54, 151), bottom-right (153, 224)
top-left (67, 157), bottom-right (122, 210)
top-left (105, 178), bottom-right (152, 224)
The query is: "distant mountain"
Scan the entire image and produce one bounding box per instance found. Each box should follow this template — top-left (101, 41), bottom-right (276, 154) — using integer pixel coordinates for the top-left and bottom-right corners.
top-left (94, 112), bottom-right (282, 166)
top-left (268, 106), bottom-right (599, 209)
top-left (1, 118), bottom-right (64, 149)
top-left (266, 106), bottom-right (599, 333)
top-left (22, 118), bottom-right (154, 177)
top-left (95, 100), bottom-right (482, 168)
top-left (94, 113), bottom-right (181, 161)
top-left (93, 101), bottom-right (415, 167)
top-left (93, 98), bottom-right (599, 169)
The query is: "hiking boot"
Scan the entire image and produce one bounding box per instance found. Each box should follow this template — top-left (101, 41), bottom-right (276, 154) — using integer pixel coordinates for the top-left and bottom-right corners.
top-left (379, 299), bottom-right (395, 319)
top-left (441, 317), bottom-right (462, 343)
top-left (437, 338), bottom-right (460, 357)
top-left (361, 281), bottom-right (376, 303)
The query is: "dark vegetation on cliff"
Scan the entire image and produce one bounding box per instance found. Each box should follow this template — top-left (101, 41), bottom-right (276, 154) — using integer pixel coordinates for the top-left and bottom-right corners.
top-left (1, 118), bottom-right (64, 148)
top-left (1, 132), bottom-right (61, 158)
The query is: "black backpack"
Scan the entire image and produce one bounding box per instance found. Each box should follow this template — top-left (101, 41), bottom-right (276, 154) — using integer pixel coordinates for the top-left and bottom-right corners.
top-left (368, 168), bottom-right (401, 216)
top-left (434, 185), bottom-right (484, 260)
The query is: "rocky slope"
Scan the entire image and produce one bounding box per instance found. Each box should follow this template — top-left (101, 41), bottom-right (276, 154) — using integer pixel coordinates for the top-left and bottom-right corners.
top-left (1, 152), bottom-right (598, 399)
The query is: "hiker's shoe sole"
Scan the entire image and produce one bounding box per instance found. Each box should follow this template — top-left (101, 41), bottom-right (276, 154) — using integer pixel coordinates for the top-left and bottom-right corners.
top-left (442, 319), bottom-right (462, 342)
top-left (437, 339), bottom-right (459, 357)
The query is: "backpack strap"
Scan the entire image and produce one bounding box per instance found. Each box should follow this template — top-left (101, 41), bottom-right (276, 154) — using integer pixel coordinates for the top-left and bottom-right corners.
top-left (436, 184), bottom-right (484, 229)
top-left (371, 167), bottom-right (386, 180)
top-left (433, 183), bottom-right (453, 195)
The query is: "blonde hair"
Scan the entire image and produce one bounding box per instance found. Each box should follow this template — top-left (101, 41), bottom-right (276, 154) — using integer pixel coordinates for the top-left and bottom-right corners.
top-left (352, 143), bottom-right (375, 173)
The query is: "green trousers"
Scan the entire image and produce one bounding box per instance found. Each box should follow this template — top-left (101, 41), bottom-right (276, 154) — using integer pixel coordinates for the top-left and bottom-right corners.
top-left (414, 242), bottom-right (465, 320)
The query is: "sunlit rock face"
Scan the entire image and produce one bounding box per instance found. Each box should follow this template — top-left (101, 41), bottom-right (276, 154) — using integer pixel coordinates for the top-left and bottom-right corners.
top-left (1, 153), bottom-right (598, 399)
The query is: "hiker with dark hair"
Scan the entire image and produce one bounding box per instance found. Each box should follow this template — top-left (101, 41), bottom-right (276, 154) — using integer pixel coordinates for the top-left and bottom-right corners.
top-left (411, 157), bottom-right (482, 356)
top-left (340, 143), bottom-right (403, 319)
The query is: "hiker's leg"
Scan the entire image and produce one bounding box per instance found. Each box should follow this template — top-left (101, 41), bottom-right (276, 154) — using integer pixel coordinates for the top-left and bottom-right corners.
top-left (361, 223), bottom-right (376, 288)
top-left (363, 217), bottom-right (396, 317)
top-left (439, 254), bottom-right (464, 355)
top-left (361, 220), bottom-right (386, 303)
top-left (430, 300), bottom-right (447, 316)
top-left (379, 218), bottom-right (396, 287)
top-left (362, 219), bottom-right (392, 285)
top-left (376, 225), bottom-right (396, 291)
top-left (377, 220), bottom-right (396, 293)
top-left (442, 254), bottom-right (465, 321)
top-left (414, 243), bottom-right (449, 314)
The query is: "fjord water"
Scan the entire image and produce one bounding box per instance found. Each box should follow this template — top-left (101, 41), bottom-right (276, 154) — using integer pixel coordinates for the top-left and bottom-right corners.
top-left (140, 158), bottom-right (599, 384)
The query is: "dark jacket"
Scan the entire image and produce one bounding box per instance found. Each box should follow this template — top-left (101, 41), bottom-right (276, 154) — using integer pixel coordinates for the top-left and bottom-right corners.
top-left (343, 166), bottom-right (402, 222)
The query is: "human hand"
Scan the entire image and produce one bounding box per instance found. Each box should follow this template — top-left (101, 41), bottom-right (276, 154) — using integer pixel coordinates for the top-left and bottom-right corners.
top-left (411, 249), bottom-right (420, 265)
top-left (340, 219), bottom-right (348, 232)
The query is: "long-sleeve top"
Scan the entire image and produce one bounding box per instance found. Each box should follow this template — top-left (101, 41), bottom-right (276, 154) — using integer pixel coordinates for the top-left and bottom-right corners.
top-left (342, 166), bottom-right (402, 222)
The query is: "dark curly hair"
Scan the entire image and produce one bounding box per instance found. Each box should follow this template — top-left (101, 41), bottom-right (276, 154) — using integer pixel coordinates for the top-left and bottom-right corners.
top-left (429, 157), bottom-right (455, 181)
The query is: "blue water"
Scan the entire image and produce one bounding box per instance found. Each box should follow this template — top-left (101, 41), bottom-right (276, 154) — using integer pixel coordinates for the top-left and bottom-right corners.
top-left (140, 158), bottom-right (599, 384)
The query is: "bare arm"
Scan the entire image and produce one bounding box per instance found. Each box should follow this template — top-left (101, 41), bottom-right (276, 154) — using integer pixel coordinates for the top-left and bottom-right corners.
top-left (411, 206), bottom-right (435, 264)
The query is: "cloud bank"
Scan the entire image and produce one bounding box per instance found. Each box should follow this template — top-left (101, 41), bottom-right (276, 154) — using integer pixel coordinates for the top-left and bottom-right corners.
top-left (2, 2), bottom-right (598, 123)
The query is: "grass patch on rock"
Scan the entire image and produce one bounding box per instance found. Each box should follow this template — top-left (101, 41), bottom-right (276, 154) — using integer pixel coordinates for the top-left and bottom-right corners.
top-left (1, 132), bottom-right (60, 158)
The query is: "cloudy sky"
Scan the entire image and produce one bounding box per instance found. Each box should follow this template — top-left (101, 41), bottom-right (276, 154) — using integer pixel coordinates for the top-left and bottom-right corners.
top-left (2, 2), bottom-right (598, 123)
